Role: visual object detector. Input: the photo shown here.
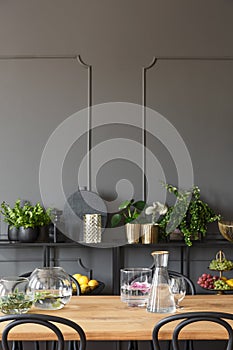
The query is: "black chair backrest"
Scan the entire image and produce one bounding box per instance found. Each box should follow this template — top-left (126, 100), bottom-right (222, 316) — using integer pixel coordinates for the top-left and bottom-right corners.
top-left (0, 314), bottom-right (86, 350)
top-left (168, 270), bottom-right (196, 295)
top-left (149, 264), bottom-right (196, 295)
top-left (152, 311), bottom-right (233, 350)
top-left (20, 271), bottom-right (81, 295)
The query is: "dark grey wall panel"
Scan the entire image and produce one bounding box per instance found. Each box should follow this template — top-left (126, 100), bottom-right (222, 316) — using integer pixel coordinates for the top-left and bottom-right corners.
top-left (0, 8), bottom-right (232, 350)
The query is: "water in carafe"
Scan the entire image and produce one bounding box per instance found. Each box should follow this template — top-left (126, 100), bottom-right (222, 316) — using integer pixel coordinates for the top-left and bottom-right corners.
top-left (147, 250), bottom-right (176, 313)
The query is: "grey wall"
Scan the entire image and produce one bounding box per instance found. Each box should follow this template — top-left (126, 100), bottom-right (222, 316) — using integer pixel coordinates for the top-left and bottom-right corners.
top-left (0, 1), bottom-right (232, 349)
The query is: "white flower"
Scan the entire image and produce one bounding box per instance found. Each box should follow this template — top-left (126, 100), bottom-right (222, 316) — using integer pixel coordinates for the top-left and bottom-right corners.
top-left (146, 202), bottom-right (168, 215)
top-left (145, 202), bottom-right (168, 224)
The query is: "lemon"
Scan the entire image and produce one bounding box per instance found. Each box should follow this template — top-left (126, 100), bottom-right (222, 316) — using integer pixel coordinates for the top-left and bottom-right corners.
top-left (226, 279), bottom-right (233, 288)
top-left (80, 283), bottom-right (91, 294)
top-left (88, 279), bottom-right (99, 290)
top-left (72, 273), bottom-right (82, 281)
top-left (72, 282), bottom-right (77, 292)
top-left (78, 275), bottom-right (89, 285)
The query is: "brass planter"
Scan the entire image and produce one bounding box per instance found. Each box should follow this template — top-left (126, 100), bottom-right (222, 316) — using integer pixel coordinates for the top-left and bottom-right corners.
top-left (125, 223), bottom-right (141, 244)
top-left (141, 224), bottom-right (159, 244)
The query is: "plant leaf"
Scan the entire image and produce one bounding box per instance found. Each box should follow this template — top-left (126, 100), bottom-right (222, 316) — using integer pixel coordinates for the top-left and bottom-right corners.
top-left (111, 214), bottom-right (122, 227)
top-left (133, 201), bottom-right (146, 211)
top-left (118, 200), bottom-right (132, 210)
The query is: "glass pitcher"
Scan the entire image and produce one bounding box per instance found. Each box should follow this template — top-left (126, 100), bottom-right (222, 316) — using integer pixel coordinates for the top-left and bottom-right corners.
top-left (28, 267), bottom-right (72, 310)
top-left (0, 276), bottom-right (34, 314)
top-left (147, 250), bottom-right (176, 313)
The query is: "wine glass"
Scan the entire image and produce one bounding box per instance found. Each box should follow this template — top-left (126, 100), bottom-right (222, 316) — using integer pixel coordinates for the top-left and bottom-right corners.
top-left (169, 276), bottom-right (186, 309)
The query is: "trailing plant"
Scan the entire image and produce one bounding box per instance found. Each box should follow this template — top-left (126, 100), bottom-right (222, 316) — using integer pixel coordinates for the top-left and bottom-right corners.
top-left (111, 199), bottom-right (146, 227)
top-left (158, 184), bottom-right (220, 247)
top-left (1, 199), bottom-right (52, 229)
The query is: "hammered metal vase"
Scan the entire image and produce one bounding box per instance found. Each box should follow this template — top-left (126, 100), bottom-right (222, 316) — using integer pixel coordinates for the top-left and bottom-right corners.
top-left (83, 214), bottom-right (102, 243)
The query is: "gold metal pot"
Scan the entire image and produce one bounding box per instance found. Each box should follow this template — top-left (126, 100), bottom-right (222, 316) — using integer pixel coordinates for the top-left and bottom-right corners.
top-left (125, 223), bottom-right (141, 244)
top-left (141, 224), bottom-right (159, 244)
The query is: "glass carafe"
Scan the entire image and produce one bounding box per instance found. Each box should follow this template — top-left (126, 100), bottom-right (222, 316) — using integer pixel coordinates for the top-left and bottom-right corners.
top-left (0, 277), bottom-right (34, 314)
top-left (147, 250), bottom-right (176, 313)
top-left (28, 267), bottom-right (72, 310)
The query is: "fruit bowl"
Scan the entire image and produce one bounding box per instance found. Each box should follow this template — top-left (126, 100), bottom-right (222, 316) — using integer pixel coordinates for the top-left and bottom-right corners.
top-left (85, 281), bottom-right (105, 295)
top-left (218, 221), bottom-right (233, 242)
top-left (199, 285), bottom-right (233, 295)
top-left (72, 278), bottom-right (105, 295)
top-left (197, 273), bottom-right (233, 294)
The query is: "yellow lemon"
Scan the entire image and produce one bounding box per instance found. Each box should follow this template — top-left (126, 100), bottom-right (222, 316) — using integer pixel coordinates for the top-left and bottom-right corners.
top-left (88, 279), bottom-right (99, 290)
top-left (77, 275), bottom-right (89, 285)
top-left (72, 273), bottom-right (82, 281)
top-left (226, 279), bottom-right (233, 287)
top-left (72, 282), bottom-right (77, 292)
top-left (80, 283), bottom-right (91, 294)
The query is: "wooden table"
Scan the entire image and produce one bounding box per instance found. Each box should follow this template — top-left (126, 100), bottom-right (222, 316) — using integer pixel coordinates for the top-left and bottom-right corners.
top-left (1, 295), bottom-right (233, 341)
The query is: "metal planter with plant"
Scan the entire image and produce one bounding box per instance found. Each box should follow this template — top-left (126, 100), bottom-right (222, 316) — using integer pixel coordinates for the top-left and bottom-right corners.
top-left (111, 199), bottom-right (146, 244)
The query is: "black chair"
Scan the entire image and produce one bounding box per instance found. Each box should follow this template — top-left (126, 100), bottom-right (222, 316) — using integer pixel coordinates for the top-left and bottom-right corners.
top-left (128, 270), bottom-right (196, 350)
top-left (168, 270), bottom-right (196, 296)
top-left (0, 313), bottom-right (86, 350)
top-left (152, 311), bottom-right (233, 350)
top-left (18, 271), bottom-right (81, 350)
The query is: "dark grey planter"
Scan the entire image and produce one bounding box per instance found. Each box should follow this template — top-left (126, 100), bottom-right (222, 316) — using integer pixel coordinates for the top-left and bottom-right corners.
top-left (37, 224), bottom-right (50, 242)
top-left (18, 227), bottom-right (39, 243)
top-left (7, 226), bottom-right (19, 242)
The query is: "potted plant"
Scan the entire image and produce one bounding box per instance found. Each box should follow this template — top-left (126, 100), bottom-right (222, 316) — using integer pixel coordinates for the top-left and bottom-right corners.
top-left (111, 199), bottom-right (146, 244)
top-left (0, 199), bottom-right (52, 242)
top-left (158, 184), bottom-right (220, 246)
top-left (143, 202), bottom-right (168, 244)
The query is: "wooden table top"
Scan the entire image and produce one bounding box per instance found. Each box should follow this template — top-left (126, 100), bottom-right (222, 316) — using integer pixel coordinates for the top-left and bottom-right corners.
top-left (1, 295), bottom-right (233, 341)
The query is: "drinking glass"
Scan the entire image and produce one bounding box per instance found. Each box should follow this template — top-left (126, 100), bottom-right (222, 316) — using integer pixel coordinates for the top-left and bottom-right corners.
top-left (169, 276), bottom-right (186, 309)
top-left (120, 268), bottom-right (152, 307)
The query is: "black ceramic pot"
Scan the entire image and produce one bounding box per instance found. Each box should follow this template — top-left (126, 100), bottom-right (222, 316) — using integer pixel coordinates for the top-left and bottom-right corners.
top-left (7, 226), bottom-right (19, 242)
top-left (18, 227), bottom-right (39, 243)
top-left (37, 225), bottom-right (50, 242)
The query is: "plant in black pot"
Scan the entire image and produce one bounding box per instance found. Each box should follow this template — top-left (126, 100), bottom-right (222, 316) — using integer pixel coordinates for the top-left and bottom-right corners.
top-left (111, 199), bottom-right (146, 244)
top-left (1, 200), bottom-right (52, 242)
top-left (158, 184), bottom-right (220, 247)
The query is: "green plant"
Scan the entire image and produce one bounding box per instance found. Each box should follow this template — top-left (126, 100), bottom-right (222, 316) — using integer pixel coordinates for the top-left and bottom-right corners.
top-left (1, 199), bottom-right (52, 229)
top-left (0, 289), bottom-right (34, 314)
top-left (111, 199), bottom-right (146, 227)
top-left (159, 184), bottom-right (220, 246)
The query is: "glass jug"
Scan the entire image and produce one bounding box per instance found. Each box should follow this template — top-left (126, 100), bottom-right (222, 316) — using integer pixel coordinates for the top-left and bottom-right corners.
top-left (0, 276), bottom-right (34, 314)
top-left (147, 250), bottom-right (176, 313)
top-left (28, 267), bottom-right (72, 310)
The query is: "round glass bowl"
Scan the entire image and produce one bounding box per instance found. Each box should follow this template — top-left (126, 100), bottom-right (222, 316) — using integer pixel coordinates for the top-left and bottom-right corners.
top-left (28, 267), bottom-right (72, 310)
top-left (218, 221), bottom-right (233, 242)
top-left (0, 276), bottom-right (34, 314)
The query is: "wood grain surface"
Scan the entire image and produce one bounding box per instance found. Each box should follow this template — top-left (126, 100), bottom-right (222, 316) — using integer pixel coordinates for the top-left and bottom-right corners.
top-left (0, 295), bottom-right (233, 341)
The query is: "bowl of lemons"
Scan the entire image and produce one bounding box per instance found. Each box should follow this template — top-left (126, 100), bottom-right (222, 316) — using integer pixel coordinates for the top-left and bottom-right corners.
top-left (72, 274), bottom-right (105, 295)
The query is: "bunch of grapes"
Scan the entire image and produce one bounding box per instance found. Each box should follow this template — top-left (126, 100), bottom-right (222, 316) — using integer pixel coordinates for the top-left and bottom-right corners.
top-left (197, 273), bottom-right (219, 290)
top-left (213, 279), bottom-right (232, 290)
top-left (209, 258), bottom-right (233, 271)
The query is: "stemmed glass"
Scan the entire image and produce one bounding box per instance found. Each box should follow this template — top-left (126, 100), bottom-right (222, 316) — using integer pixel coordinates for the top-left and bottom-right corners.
top-left (169, 276), bottom-right (186, 309)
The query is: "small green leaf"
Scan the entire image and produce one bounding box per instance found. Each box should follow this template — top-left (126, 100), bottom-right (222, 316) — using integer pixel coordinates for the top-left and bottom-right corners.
top-left (111, 214), bottom-right (122, 227)
top-left (118, 200), bottom-right (132, 210)
top-left (133, 201), bottom-right (146, 211)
